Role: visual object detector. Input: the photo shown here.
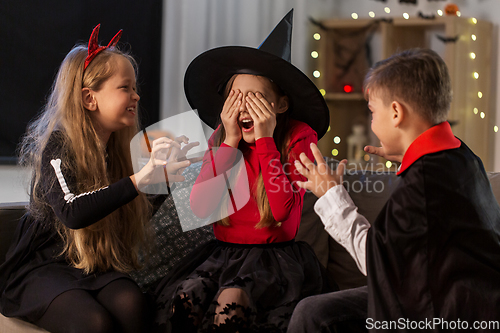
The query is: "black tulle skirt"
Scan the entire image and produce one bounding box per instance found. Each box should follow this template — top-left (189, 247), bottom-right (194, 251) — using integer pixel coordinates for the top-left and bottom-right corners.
top-left (152, 239), bottom-right (330, 333)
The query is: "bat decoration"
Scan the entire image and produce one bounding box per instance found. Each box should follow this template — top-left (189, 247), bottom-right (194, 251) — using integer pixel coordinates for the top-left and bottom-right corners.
top-left (436, 34), bottom-right (460, 43)
top-left (418, 11), bottom-right (435, 19)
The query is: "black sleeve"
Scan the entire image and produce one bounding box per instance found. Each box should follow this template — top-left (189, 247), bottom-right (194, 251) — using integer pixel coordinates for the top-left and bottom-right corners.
top-left (41, 135), bottom-right (139, 230)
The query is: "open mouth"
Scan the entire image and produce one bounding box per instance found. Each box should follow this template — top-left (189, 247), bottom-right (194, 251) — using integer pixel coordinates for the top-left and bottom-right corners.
top-left (240, 119), bottom-right (254, 131)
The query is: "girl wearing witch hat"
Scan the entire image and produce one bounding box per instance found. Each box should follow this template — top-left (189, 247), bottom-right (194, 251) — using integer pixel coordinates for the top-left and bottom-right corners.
top-left (154, 9), bottom-right (332, 332)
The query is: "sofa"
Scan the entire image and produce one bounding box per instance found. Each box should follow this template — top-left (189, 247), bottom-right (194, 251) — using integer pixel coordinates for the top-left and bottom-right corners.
top-left (2, 161), bottom-right (500, 333)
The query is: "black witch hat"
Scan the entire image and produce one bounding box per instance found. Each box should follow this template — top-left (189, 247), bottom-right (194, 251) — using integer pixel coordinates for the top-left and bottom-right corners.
top-left (184, 9), bottom-right (330, 139)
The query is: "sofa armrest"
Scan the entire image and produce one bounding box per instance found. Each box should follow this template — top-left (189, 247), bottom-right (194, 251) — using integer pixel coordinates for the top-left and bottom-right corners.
top-left (0, 202), bottom-right (28, 265)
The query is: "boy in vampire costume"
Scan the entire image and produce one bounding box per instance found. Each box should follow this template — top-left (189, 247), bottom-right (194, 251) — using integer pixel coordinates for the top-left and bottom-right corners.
top-left (289, 49), bottom-right (500, 332)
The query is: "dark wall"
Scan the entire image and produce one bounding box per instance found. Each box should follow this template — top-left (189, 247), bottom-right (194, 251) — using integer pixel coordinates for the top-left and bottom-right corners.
top-left (0, 0), bottom-right (163, 163)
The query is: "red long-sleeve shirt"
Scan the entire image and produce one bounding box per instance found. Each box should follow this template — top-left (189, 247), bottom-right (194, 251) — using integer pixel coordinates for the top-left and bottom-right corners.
top-left (189, 119), bottom-right (317, 244)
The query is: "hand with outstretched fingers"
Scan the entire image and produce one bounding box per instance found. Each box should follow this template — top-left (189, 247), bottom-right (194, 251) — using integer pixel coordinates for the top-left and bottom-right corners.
top-left (166, 135), bottom-right (202, 177)
top-left (131, 137), bottom-right (191, 191)
top-left (295, 143), bottom-right (347, 198)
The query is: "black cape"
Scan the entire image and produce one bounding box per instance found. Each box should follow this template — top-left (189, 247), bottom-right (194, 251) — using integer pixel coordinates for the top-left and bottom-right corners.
top-left (366, 140), bottom-right (500, 331)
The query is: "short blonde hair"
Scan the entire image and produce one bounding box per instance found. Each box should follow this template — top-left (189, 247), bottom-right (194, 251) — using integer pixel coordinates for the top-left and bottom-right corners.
top-left (364, 48), bottom-right (452, 125)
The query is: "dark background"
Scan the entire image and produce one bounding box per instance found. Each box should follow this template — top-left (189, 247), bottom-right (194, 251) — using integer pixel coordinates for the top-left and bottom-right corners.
top-left (0, 0), bottom-right (163, 163)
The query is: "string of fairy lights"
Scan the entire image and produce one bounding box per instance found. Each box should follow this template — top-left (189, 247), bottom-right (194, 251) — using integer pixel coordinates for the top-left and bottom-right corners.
top-left (310, 6), bottom-right (498, 169)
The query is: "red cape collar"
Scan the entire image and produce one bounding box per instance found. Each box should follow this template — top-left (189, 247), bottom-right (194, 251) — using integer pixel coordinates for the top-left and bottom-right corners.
top-left (397, 121), bottom-right (461, 175)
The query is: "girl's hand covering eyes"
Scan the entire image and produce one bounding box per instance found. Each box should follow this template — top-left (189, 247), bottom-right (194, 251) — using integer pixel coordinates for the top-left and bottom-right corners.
top-left (245, 92), bottom-right (276, 140)
top-left (221, 89), bottom-right (243, 147)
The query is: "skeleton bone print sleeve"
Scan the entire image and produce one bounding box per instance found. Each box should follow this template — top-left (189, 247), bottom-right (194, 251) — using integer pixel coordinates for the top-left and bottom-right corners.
top-left (41, 132), bottom-right (139, 230)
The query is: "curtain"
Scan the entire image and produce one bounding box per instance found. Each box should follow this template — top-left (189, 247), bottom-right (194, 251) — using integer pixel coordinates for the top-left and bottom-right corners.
top-left (160, 0), bottom-right (336, 119)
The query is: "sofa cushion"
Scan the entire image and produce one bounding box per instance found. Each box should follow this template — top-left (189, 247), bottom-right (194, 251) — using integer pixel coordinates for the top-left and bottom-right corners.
top-left (129, 163), bottom-right (215, 290)
top-left (0, 314), bottom-right (49, 333)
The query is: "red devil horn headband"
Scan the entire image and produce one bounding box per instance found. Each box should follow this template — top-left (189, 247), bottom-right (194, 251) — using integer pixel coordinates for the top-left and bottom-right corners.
top-left (84, 24), bottom-right (123, 70)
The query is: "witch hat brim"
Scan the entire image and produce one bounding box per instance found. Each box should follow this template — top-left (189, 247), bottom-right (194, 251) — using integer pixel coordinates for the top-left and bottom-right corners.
top-left (184, 9), bottom-right (330, 139)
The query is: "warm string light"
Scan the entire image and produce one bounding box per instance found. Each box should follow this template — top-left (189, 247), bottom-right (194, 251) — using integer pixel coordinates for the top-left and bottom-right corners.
top-left (466, 19), bottom-right (498, 134)
top-left (311, 32), bottom-right (322, 94)
top-left (311, 12), bottom-right (499, 162)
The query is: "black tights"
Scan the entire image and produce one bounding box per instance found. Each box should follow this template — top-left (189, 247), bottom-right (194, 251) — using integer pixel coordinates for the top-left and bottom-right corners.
top-left (35, 278), bottom-right (151, 333)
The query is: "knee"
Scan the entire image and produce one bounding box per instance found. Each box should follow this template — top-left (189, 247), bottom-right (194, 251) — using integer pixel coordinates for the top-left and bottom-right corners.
top-left (216, 288), bottom-right (250, 309)
top-left (114, 287), bottom-right (149, 316)
top-left (289, 296), bottom-right (313, 325)
top-left (76, 309), bottom-right (116, 333)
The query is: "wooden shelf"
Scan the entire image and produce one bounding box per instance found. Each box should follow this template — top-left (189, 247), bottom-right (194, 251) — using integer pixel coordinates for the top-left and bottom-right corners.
top-left (324, 93), bottom-right (364, 101)
top-left (312, 16), bottom-right (494, 170)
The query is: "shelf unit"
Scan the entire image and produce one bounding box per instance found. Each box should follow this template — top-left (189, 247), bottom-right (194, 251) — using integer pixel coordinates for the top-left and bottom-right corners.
top-left (311, 16), bottom-right (494, 170)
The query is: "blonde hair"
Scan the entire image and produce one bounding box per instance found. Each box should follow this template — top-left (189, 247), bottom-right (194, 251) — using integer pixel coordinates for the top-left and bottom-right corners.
top-left (215, 74), bottom-right (291, 229)
top-left (19, 45), bottom-right (151, 274)
top-left (363, 48), bottom-right (452, 125)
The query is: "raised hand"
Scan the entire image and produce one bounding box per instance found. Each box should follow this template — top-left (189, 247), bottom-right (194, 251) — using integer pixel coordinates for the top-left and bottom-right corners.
top-left (245, 92), bottom-right (276, 140)
top-left (221, 89), bottom-right (243, 147)
top-left (131, 137), bottom-right (191, 191)
top-left (295, 143), bottom-right (347, 198)
top-left (165, 135), bottom-right (201, 177)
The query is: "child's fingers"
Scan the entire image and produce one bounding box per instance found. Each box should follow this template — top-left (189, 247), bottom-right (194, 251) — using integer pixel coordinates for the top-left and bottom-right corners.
top-left (229, 100), bottom-right (242, 119)
top-left (222, 90), bottom-right (241, 115)
top-left (174, 135), bottom-right (189, 144)
top-left (364, 145), bottom-right (384, 157)
top-left (248, 92), bottom-right (272, 115)
top-left (151, 142), bottom-right (171, 154)
top-left (151, 137), bottom-right (173, 147)
top-left (245, 97), bottom-right (261, 119)
top-left (298, 152), bottom-right (316, 174)
top-left (246, 102), bottom-right (260, 121)
top-left (310, 143), bottom-right (324, 165)
top-left (167, 160), bottom-right (191, 173)
top-left (296, 180), bottom-right (311, 190)
top-left (181, 141), bottom-right (200, 154)
top-left (223, 90), bottom-right (237, 108)
top-left (337, 159), bottom-right (347, 180)
top-left (294, 159), bottom-right (308, 177)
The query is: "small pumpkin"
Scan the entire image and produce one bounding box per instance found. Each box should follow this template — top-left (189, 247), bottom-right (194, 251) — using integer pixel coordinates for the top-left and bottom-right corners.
top-left (444, 3), bottom-right (459, 16)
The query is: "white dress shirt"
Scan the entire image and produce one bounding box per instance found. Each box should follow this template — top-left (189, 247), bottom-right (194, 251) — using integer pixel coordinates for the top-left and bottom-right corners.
top-left (314, 185), bottom-right (370, 275)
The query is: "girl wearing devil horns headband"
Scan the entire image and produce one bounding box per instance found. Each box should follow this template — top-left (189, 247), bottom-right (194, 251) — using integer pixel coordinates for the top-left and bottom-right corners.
top-left (0, 25), bottom-right (193, 332)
